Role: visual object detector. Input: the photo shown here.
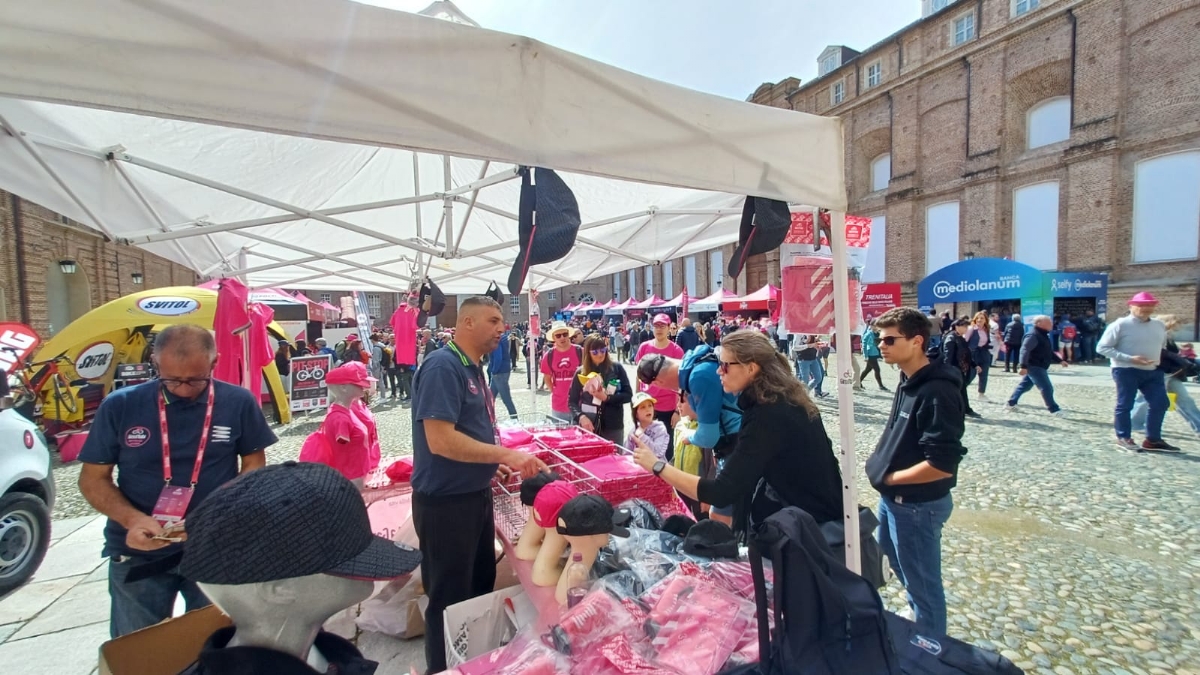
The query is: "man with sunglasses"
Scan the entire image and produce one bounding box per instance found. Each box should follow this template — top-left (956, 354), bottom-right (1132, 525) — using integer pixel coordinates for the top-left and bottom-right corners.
top-left (540, 321), bottom-right (582, 422)
top-left (865, 307), bottom-right (967, 636)
top-left (78, 324), bottom-right (277, 637)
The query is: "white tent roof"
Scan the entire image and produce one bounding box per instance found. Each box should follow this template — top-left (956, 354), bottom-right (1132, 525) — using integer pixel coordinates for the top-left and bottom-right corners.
top-left (0, 0), bottom-right (844, 295)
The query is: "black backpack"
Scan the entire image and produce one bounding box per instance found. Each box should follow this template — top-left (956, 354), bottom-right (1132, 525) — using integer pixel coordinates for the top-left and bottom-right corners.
top-left (731, 506), bottom-right (899, 675)
top-left (884, 613), bottom-right (1024, 675)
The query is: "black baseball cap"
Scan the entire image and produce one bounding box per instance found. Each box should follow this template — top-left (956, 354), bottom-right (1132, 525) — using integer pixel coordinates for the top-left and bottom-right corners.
top-left (682, 519), bottom-right (740, 559)
top-left (637, 353), bottom-right (667, 385)
top-left (180, 461), bottom-right (421, 584)
top-left (555, 494), bottom-right (630, 538)
top-left (519, 470), bottom-right (562, 506)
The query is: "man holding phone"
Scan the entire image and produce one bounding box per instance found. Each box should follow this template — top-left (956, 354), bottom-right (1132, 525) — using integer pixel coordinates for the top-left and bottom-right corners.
top-left (78, 325), bottom-right (276, 638)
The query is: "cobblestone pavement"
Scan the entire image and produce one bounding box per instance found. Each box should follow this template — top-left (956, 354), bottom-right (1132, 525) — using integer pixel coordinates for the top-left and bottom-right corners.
top-left (49, 364), bottom-right (1200, 674)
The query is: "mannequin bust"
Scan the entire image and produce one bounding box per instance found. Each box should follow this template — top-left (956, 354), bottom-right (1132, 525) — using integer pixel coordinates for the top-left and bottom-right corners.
top-left (516, 471), bottom-right (562, 561)
top-left (325, 382), bottom-right (373, 488)
top-left (199, 573), bottom-right (373, 671)
top-left (532, 529), bottom-right (569, 587)
top-left (530, 480), bottom-right (578, 586)
top-left (555, 533), bottom-right (608, 605)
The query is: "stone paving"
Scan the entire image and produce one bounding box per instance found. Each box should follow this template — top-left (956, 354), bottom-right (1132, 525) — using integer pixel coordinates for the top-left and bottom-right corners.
top-left (24, 362), bottom-right (1200, 674)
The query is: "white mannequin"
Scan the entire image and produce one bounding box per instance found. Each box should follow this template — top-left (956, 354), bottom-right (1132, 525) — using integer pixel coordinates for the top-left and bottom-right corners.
top-left (515, 514), bottom-right (546, 561)
top-left (327, 383), bottom-right (370, 489)
top-left (532, 529), bottom-right (569, 587)
top-left (199, 573), bottom-right (373, 671)
top-left (555, 533), bottom-right (608, 605)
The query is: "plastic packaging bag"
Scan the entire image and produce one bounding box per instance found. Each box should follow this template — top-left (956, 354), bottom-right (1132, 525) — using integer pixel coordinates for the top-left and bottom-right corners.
top-left (355, 574), bottom-right (423, 637)
top-left (455, 631), bottom-right (568, 675)
top-left (643, 574), bottom-right (753, 674)
top-left (550, 587), bottom-right (642, 656)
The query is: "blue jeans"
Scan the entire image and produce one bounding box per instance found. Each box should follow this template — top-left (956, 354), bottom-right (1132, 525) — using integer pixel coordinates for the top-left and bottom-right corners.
top-left (1130, 375), bottom-right (1197, 435)
top-left (1006, 366), bottom-right (1060, 412)
top-left (1113, 368), bottom-right (1168, 440)
top-left (798, 360), bottom-right (824, 394)
top-left (489, 371), bottom-right (518, 418)
top-left (877, 493), bottom-right (953, 635)
top-left (108, 555), bottom-right (210, 638)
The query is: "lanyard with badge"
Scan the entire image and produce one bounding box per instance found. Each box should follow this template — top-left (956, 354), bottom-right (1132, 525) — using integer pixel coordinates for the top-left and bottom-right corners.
top-left (447, 341), bottom-right (499, 444)
top-left (150, 383), bottom-right (216, 527)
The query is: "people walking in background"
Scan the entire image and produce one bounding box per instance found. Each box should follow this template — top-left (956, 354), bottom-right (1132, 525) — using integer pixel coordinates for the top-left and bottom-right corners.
top-left (945, 318), bottom-right (982, 418)
top-left (1059, 315), bottom-right (1078, 363)
top-left (793, 335), bottom-right (827, 397)
top-left (487, 326), bottom-right (518, 419)
top-left (274, 339), bottom-right (292, 392)
top-left (1005, 315), bottom-right (1067, 416)
top-left (1098, 292), bottom-right (1178, 453)
top-left (541, 322), bottom-right (581, 422)
top-left (1130, 315), bottom-right (1200, 440)
top-left (635, 314), bottom-right (685, 454)
top-left (1079, 308), bottom-right (1104, 363)
top-left (314, 337), bottom-right (335, 358)
top-left (867, 307), bottom-right (967, 635)
top-left (384, 335), bottom-right (401, 400)
top-left (569, 335), bottom-right (632, 442)
top-left (1002, 314), bottom-right (1024, 373)
top-left (859, 321), bottom-right (888, 390)
top-left (966, 311), bottom-right (993, 401)
top-left (675, 317), bottom-right (701, 353)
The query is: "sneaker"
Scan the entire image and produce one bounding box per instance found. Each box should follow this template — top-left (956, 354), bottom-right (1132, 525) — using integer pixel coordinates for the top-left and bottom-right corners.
top-left (1051, 409), bottom-right (1067, 418)
top-left (965, 410), bottom-right (983, 419)
top-left (1142, 439), bottom-right (1182, 453)
top-left (978, 392), bottom-right (988, 401)
top-left (1004, 404), bottom-right (1018, 414)
top-left (1114, 437), bottom-right (1138, 452)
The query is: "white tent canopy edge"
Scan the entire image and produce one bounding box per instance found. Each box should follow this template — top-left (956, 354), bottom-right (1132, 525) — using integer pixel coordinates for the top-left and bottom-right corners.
top-left (0, 0), bottom-right (860, 572)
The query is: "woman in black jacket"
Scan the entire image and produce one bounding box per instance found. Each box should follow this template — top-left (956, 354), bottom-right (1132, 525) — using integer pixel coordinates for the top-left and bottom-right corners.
top-left (568, 335), bottom-right (632, 442)
top-left (943, 318), bottom-right (981, 419)
top-left (632, 330), bottom-right (844, 528)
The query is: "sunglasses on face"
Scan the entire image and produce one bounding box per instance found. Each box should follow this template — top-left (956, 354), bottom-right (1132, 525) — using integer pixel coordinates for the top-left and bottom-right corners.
top-left (879, 335), bottom-right (911, 346)
top-left (553, 333), bottom-right (569, 340)
top-left (637, 354), bottom-right (666, 384)
top-left (717, 359), bottom-right (743, 373)
top-left (590, 347), bottom-right (608, 356)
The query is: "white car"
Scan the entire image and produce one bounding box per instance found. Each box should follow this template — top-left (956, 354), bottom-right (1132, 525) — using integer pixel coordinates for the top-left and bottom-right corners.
top-left (0, 406), bottom-right (54, 594)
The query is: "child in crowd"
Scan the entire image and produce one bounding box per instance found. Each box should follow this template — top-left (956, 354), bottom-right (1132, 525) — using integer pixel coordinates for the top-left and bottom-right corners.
top-left (626, 392), bottom-right (669, 461)
top-left (672, 398), bottom-right (709, 519)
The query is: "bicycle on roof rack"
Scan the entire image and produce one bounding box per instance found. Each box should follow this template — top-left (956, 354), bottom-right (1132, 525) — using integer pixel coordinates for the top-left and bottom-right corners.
top-left (2, 348), bottom-right (88, 431)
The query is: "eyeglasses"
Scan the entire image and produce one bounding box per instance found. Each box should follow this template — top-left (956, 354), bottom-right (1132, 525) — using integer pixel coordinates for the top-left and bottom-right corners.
top-left (879, 335), bottom-right (912, 346)
top-left (717, 360), bottom-right (744, 373)
top-left (553, 333), bottom-right (569, 340)
top-left (590, 347), bottom-right (608, 356)
top-left (637, 354), bottom-right (666, 384)
top-left (159, 376), bottom-right (212, 389)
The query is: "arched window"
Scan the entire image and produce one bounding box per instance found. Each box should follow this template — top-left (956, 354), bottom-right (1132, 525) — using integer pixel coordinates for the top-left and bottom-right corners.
top-left (1027, 97), bottom-right (1070, 149)
top-left (1133, 152), bottom-right (1200, 262)
top-left (925, 202), bottom-right (960, 274)
top-left (1013, 182), bottom-right (1060, 270)
top-left (870, 154), bottom-right (891, 192)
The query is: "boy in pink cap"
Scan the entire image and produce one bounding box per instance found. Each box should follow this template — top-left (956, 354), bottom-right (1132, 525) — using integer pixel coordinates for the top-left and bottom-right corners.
top-left (1097, 292), bottom-right (1179, 453)
top-left (635, 313), bottom-right (684, 456)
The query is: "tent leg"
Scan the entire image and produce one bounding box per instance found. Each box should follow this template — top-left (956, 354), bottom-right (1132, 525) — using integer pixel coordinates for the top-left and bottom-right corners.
top-left (528, 290), bottom-right (539, 420)
top-left (829, 211), bottom-right (861, 574)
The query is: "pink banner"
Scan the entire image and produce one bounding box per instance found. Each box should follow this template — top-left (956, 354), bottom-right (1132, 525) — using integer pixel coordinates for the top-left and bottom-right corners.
top-left (861, 283), bottom-right (902, 323)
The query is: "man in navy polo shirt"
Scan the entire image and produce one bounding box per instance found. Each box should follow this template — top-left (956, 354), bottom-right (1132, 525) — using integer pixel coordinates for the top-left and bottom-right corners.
top-left (410, 296), bottom-right (547, 674)
top-left (78, 324), bottom-right (277, 638)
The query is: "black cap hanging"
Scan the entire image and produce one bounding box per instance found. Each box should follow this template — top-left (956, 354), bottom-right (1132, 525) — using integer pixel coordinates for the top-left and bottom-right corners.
top-left (484, 281), bottom-right (505, 306)
top-left (417, 278), bottom-right (446, 325)
top-left (727, 196), bottom-right (792, 278)
top-left (507, 167), bottom-right (582, 295)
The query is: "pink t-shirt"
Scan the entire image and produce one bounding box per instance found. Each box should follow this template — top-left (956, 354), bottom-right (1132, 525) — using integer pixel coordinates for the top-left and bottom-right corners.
top-left (389, 305), bottom-right (419, 366)
top-left (351, 398), bottom-right (382, 471)
top-left (322, 405), bottom-right (372, 480)
top-left (635, 341), bottom-right (684, 412)
top-left (540, 346), bottom-right (581, 413)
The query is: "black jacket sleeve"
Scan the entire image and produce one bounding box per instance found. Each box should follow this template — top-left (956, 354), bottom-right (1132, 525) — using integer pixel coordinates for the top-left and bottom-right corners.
top-left (609, 365), bottom-right (633, 406)
top-left (915, 384), bottom-right (968, 474)
top-left (567, 368), bottom-right (585, 423)
top-left (1018, 332), bottom-right (1036, 368)
top-left (696, 413), bottom-right (778, 508)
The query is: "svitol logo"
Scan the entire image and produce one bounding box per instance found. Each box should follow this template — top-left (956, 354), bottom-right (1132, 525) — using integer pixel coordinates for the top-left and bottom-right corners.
top-left (75, 342), bottom-right (115, 379)
top-left (932, 277), bottom-right (1021, 299)
top-left (137, 296), bottom-right (201, 316)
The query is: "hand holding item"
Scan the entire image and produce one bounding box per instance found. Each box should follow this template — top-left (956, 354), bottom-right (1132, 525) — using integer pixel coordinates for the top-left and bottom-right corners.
top-left (505, 450), bottom-right (548, 478)
top-left (579, 416), bottom-right (595, 432)
top-left (126, 514), bottom-right (171, 551)
top-left (631, 439), bottom-right (657, 472)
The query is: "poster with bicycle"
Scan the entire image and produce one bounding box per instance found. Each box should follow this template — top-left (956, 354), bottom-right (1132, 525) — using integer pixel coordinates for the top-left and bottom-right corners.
top-left (290, 354), bottom-right (331, 412)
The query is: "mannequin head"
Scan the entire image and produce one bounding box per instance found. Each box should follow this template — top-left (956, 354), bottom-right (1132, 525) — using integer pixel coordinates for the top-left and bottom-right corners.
top-left (328, 382), bottom-right (366, 408)
top-left (201, 574), bottom-right (373, 661)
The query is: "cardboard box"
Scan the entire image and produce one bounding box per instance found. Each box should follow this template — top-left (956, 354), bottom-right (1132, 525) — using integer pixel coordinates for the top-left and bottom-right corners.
top-left (100, 605), bottom-right (232, 675)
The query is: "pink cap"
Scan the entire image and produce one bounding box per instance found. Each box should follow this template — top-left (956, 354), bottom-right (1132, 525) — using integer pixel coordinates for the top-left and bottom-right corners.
top-left (532, 480), bottom-right (579, 528)
top-left (326, 361), bottom-right (377, 387)
top-left (1128, 292), bottom-right (1159, 306)
top-left (652, 313), bottom-right (671, 326)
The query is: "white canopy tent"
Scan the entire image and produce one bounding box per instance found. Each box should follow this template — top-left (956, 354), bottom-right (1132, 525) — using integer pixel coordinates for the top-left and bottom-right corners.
top-left (0, 0), bottom-right (863, 570)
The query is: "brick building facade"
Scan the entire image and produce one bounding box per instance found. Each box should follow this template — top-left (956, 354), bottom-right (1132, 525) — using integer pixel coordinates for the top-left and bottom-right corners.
top-left (741, 0), bottom-right (1200, 327)
top-left (0, 191), bottom-right (199, 339)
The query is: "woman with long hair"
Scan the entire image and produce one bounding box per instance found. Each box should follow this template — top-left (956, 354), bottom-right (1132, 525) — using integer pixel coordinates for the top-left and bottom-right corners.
top-left (965, 311), bottom-right (992, 401)
top-left (568, 335), bottom-right (632, 442)
top-left (859, 320), bottom-right (887, 390)
top-left (632, 330), bottom-right (844, 527)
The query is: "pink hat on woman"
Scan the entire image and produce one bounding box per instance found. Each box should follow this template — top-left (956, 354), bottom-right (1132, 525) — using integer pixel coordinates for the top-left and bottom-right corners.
top-left (1128, 292), bottom-right (1159, 306)
top-left (327, 361), bottom-right (376, 387)
top-left (652, 313), bottom-right (671, 326)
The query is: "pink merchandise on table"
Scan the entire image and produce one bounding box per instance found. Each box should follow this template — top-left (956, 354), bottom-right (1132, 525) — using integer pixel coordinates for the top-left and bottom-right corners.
top-left (578, 455), bottom-right (687, 518)
top-left (320, 405), bottom-right (373, 480)
top-left (534, 426), bottom-right (616, 463)
top-left (498, 427), bottom-right (535, 448)
top-left (580, 454), bottom-right (646, 479)
top-left (644, 574), bottom-right (753, 674)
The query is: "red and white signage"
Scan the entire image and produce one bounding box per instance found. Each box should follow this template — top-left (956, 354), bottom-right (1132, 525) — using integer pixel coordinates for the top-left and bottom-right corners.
top-left (861, 283), bottom-right (903, 323)
top-left (783, 212), bottom-right (872, 249)
top-left (0, 323), bottom-right (40, 375)
top-left (781, 259), bottom-right (861, 335)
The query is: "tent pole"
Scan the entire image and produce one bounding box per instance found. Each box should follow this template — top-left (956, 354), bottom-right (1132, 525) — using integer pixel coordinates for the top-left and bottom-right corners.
top-left (457, 210), bottom-right (653, 259)
top-left (247, 250), bottom-right (410, 292)
top-left (575, 236), bottom-right (656, 265)
top-left (236, 231), bottom-right (421, 286)
top-left (112, 161), bottom-right (207, 272)
top-left (829, 210), bottom-right (861, 574)
top-left (231, 244), bottom-right (395, 275)
top-left (443, 156), bottom-right (454, 257)
top-left (451, 161), bottom-right (490, 256)
top-left (0, 113), bottom-right (118, 241)
top-left (528, 289), bottom-right (539, 418)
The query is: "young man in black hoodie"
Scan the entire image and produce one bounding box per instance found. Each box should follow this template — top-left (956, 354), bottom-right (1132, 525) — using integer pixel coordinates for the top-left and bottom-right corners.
top-left (943, 318), bottom-right (983, 418)
top-left (866, 307), bottom-right (967, 636)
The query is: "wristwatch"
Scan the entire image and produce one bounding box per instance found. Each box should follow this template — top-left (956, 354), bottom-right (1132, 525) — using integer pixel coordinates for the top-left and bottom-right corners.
top-left (652, 460), bottom-right (666, 476)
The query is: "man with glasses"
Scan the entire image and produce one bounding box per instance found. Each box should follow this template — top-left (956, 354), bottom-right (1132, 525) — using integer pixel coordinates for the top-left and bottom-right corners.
top-left (864, 307), bottom-right (967, 635)
top-left (540, 321), bottom-right (582, 422)
top-left (78, 324), bottom-right (277, 637)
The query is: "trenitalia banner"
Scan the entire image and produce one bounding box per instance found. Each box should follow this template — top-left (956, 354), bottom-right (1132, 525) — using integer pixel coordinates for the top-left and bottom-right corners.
top-left (860, 284), bottom-right (902, 323)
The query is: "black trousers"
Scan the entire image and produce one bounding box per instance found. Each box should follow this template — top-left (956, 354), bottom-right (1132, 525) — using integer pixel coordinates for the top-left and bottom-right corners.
top-left (653, 409), bottom-right (676, 462)
top-left (1004, 344), bottom-right (1021, 371)
top-left (412, 489), bottom-right (496, 674)
top-left (860, 357), bottom-right (884, 387)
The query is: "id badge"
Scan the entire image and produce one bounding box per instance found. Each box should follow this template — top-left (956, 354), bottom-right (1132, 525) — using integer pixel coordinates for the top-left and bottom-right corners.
top-left (151, 485), bottom-right (194, 527)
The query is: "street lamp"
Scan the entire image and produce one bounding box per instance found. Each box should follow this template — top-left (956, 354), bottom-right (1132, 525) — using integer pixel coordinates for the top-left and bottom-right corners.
top-left (131, 272), bottom-right (144, 285)
top-left (58, 259), bottom-right (77, 274)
